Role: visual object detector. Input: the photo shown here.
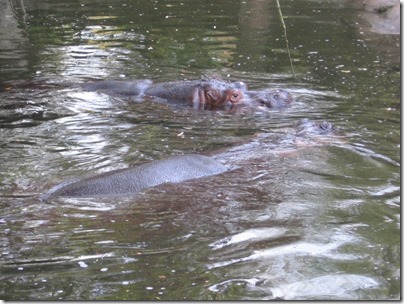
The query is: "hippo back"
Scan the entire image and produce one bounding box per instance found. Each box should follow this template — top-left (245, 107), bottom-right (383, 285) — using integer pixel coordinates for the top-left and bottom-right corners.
top-left (80, 79), bottom-right (153, 96)
top-left (144, 80), bottom-right (201, 102)
top-left (42, 154), bottom-right (228, 199)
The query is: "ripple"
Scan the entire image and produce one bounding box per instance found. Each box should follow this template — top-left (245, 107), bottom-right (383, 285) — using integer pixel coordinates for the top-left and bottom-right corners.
top-left (269, 274), bottom-right (379, 300)
top-left (206, 240), bottom-right (355, 270)
top-left (208, 277), bottom-right (263, 293)
top-left (209, 227), bottom-right (287, 250)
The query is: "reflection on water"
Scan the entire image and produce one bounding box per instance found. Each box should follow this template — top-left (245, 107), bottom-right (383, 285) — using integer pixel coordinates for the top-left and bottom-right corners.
top-left (0, 0), bottom-right (400, 301)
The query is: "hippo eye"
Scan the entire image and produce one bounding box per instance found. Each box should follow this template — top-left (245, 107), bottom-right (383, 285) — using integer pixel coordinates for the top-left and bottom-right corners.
top-left (272, 93), bottom-right (280, 100)
top-left (232, 93), bottom-right (239, 98)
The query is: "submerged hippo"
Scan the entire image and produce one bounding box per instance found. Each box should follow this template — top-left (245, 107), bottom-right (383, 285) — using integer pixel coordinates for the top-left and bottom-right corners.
top-left (244, 89), bottom-right (293, 109)
top-left (42, 119), bottom-right (338, 200)
top-left (42, 154), bottom-right (229, 199)
top-left (296, 118), bottom-right (337, 135)
top-left (80, 79), bottom-right (153, 97)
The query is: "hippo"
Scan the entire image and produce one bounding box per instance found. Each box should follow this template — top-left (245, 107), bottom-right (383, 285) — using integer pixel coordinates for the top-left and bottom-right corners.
top-left (42, 154), bottom-right (229, 199)
top-left (42, 119), bottom-right (338, 200)
top-left (143, 79), bottom-right (245, 109)
top-left (81, 78), bottom-right (245, 109)
top-left (244, 89), bottom-right (293, 109)
top-left (80, 78), bottom-right (292, 110)
top-left (349, 0), bottom-right (400, 35)
top-left (296, 118), bottom-right (337, 136)
top-left (80, 79), bottom-right (153, 97)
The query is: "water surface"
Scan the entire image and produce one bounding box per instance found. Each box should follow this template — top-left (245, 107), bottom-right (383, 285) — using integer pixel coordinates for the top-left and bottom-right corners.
top-left (0, 0), bottom-right (400, 300)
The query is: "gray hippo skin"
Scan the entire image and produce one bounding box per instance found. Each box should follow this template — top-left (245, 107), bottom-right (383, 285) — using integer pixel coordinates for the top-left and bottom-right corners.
top-left (296, 118), bottom-right (337, 136)
top-left (81, 79), bottom-right (245, 109)
top-left (79, 78), bottom-right (293, 109)
top-left (245, 89), bottom-right (293, 109)
top-left (80, 79), bottom-right (153, 96)
top-left (42, 154), bottom-right (228, 199)
top-left (144, 79), bottom-right (245, 109)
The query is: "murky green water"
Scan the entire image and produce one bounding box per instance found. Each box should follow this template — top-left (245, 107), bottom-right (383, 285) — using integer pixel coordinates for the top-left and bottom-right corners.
top-left (0, 0), bottom-right (400, 300)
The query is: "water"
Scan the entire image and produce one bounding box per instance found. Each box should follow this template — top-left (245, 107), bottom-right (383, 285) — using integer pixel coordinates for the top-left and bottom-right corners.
top-left (0, 0), bottom-right (400, 300)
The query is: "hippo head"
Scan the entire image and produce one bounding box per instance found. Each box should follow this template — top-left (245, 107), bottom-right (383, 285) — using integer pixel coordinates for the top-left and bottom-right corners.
top-left (251, 89), bottom-right (293, 108)
top-left (204, 88), bottom-right (244, 107)
top-left (202, 81), bottom-right (245, 108)
top-left (296, 118), bottom-right (337, 136)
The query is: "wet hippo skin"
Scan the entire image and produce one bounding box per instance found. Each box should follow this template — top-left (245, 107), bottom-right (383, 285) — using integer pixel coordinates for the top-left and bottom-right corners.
top-left (81, 78), bottom-right (245, 109)
top-left (80, 79), bottom-right (153, 96)
top-left (143, 79), bottom-right (245, 108)
top-left (42, 154), bottom-right (229, 199)
top-left (296, 118), bottom-right (337, 135)
top-left (80, 78), bottom-right (293, 110)
top-left (244, 89), bottom-right (293, 109)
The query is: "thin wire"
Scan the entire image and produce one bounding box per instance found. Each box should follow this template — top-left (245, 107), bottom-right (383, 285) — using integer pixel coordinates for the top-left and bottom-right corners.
top-left (276, 0), bottom-right (295, 78)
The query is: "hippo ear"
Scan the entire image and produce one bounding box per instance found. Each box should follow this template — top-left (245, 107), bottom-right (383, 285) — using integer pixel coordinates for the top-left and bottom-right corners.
top-left (273, 89), bottom-right (292, 104)
top-left (234, 81), bottom-right (247, 91)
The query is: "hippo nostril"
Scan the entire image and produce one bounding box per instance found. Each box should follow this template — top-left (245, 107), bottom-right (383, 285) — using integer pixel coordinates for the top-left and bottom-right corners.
top-left (319, 121), bottom-right (333, 130)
